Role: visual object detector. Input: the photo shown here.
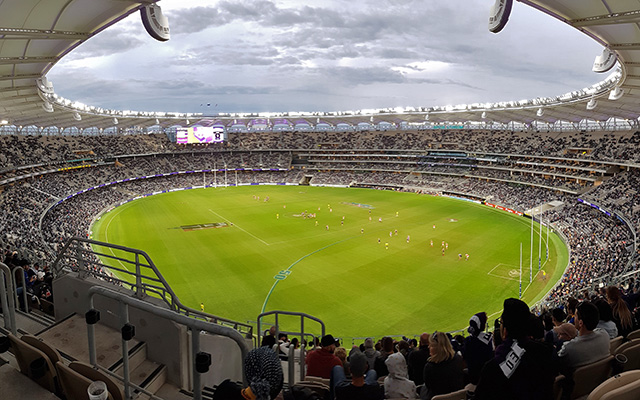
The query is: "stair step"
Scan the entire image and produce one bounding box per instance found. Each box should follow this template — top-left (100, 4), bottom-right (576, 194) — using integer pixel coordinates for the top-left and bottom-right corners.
top-left (129, 361), bottom-right (166, 398)
top-left (36, 313), bottom-right (140, 368)
top-left (110, 341), bottom-right (147, 375)
top-left (139, 382), bottom-right (194, 400)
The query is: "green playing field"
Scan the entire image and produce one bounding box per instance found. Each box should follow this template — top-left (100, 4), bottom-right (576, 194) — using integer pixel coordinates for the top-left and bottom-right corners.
top-left (91, 185), bottom-right (568, 339)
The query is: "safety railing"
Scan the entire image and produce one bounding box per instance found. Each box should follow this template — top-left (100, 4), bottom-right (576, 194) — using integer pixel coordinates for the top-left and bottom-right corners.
top-left (0, 262), bottom-right (17, 335)
top-left (257, 310), bottom-right (325, 385)
top-left (52, 236), bottom-right (254, 337)
top-left (87, 286), bottom-right (250, 400)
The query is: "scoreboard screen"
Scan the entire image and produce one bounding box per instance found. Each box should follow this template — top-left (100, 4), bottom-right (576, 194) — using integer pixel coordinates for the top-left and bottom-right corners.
top-left (177, 127), bottom-right (226, 144)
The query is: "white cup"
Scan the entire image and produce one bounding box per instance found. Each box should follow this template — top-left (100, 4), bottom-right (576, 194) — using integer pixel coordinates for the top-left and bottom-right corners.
top-left (87, 380), bottom-right (108, 400)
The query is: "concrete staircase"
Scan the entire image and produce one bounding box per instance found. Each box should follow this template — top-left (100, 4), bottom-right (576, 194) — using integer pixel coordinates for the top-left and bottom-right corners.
top-left (2, 312), bottom-right (193, 399)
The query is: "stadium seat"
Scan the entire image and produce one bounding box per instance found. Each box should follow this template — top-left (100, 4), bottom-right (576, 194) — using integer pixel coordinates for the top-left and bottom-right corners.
top-left (625, 329), bottom-right (640, 341)
top-left (291, 380), bottom-right (329, 397)
top-left (565, 355), bottom-right (614, 400)
top-left (614, 338), bottom-right (640, 356)
top-left (56, 361), bottom-right (115, 400)
top-left (609, 336), bottom-right (624, 355)
top-left (304, 376), bottom-right (330, 386)
top-left (587, 370), bottom-right (640, 400)
top-left (7, 333), bottom-right (58, 394)
top-left (431, 388), bottom-right (467, 400)
top-left (69, 361), bottom-right (124, 400)
top-left (617, 342), bottom-right (640, 372)
top-left (21, 335), bottom-right (63, 366)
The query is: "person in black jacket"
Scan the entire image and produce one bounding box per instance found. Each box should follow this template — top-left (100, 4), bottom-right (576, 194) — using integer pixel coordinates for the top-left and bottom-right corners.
top-left (421, 331), bottom-right (464, 400)
top-left (462, 312), bottom-right (494, 386)
top-left (474, 298), bottom-right (557, 400)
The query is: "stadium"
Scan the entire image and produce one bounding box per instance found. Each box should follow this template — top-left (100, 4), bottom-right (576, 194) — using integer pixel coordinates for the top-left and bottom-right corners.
top-left (0, 1), bottom-right (639, 399)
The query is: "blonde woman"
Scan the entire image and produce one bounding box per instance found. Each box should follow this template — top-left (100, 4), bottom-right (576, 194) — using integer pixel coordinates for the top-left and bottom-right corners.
top-left (421, 331), bottom-right (464, 400)
top-left (334, 347), bottom-right (350, 376)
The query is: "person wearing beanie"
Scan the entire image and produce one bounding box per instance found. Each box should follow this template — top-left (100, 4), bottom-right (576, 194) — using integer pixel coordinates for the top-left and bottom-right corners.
top-left (474, 298), bottom-right (557, 400)
top-left (332, 350), bottom-right (383, 400)
top-left (462, 312), bottom-right (494, 385)
top-left (305, 334), bottom-right (342, 379)
top-left (213, 347), bottom-right (283, 400)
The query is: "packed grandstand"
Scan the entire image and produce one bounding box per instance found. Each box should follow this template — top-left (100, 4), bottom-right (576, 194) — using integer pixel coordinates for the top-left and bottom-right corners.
top-left (1, 128), bottom-right (638, 311)
top-left (2, 0), bottom-right (640, 399)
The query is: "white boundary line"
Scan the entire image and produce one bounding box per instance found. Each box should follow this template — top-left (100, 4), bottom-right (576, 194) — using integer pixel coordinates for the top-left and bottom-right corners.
top-left (208, 208), bottom-right (271, 246)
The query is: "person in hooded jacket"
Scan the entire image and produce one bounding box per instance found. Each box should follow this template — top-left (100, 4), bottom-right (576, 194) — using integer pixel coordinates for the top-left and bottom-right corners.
top-left (384, 352), bottom-right (418, 399)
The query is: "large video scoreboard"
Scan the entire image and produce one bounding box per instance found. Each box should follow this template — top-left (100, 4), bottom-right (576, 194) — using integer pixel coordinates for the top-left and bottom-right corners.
top-left (176, 126), bottom-right (226, 144)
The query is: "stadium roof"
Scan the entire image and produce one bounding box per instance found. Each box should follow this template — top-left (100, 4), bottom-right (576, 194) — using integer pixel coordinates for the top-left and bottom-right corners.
top-left (1, 0), bottom-right (640, 131)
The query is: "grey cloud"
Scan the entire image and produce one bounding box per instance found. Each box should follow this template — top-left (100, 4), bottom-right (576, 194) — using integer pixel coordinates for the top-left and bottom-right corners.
top-left (65, 29), bottom-right (145, 58)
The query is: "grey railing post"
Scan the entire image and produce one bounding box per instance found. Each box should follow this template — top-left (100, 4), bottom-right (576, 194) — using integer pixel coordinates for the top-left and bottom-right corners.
top-left (87, 297), bottom-right (97, 366)
top-left (192, 327), bottom-right (202, 400)
top-left (0, 263), bottom-right (17, 335)
top-left (120, 301), bottom-right (132, 400)
top-left (11, 266), bottom-right (28, 313)
top-left (135, 253), bottom-right (143, 298)
top-left (288, 344), bottom-right (295, 387)
top-left (77, 242), bottom-right (87, 278)
top-left (299, 318), bottom-right (305, 382)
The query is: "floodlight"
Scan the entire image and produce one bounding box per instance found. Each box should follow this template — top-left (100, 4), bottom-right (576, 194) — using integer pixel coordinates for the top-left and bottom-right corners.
top-left (593, 48), bottom-right (616, 73)
top-left (42, 102), bottom-right (54, 113)
top-left (488, 0), bottom-right (513, 33)
top-left (586, 98), bottom-right (597, 110)
top-left (609, 87), bottom-right (623, 100)
top-left (141, 4), bottom-right (170, 41)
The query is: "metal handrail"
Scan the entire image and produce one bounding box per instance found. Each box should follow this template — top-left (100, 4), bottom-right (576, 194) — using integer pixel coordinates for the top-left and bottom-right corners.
top-left (52, 236), bottom-right (254, 337)
top-left (87, 286), bottom-right (250, 400)
top-left (11, 266), bottom-right (28, 313)
top-left (257, 310), bottom-right (325, 385)
top-left (0, 262), bottom-right (17, 334)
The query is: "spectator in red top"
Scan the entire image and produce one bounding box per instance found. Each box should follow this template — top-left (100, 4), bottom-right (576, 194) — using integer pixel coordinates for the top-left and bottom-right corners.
top-left (305, 334), bottom-right (342, 378)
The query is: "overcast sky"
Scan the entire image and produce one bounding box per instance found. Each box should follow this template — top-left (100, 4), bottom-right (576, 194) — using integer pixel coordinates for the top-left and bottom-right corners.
top-left (47, 0), bottom-right (604, 115)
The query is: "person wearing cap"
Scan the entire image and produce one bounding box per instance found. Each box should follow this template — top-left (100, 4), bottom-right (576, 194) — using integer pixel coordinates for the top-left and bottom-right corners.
top-left (462, 312), bottom-right (494, 386)
top-left (332, 349), bottom-right (383, 400)
top-left (544, 308), bottom-right (577, 352)
top-left (305, 334), bottom-right (342, 379)
top-left (474, 298), bottom-right (557, 400)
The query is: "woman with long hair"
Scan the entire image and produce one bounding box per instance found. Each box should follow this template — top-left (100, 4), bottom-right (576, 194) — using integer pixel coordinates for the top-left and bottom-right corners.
top-left (606, 286), bottom-right (634, 337)
top-left (421, 331), bottom-right (464, 400)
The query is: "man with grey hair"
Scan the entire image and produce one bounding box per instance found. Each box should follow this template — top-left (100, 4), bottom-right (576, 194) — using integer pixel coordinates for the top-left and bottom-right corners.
top-left (331, 349), bottom-right (383, 400)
